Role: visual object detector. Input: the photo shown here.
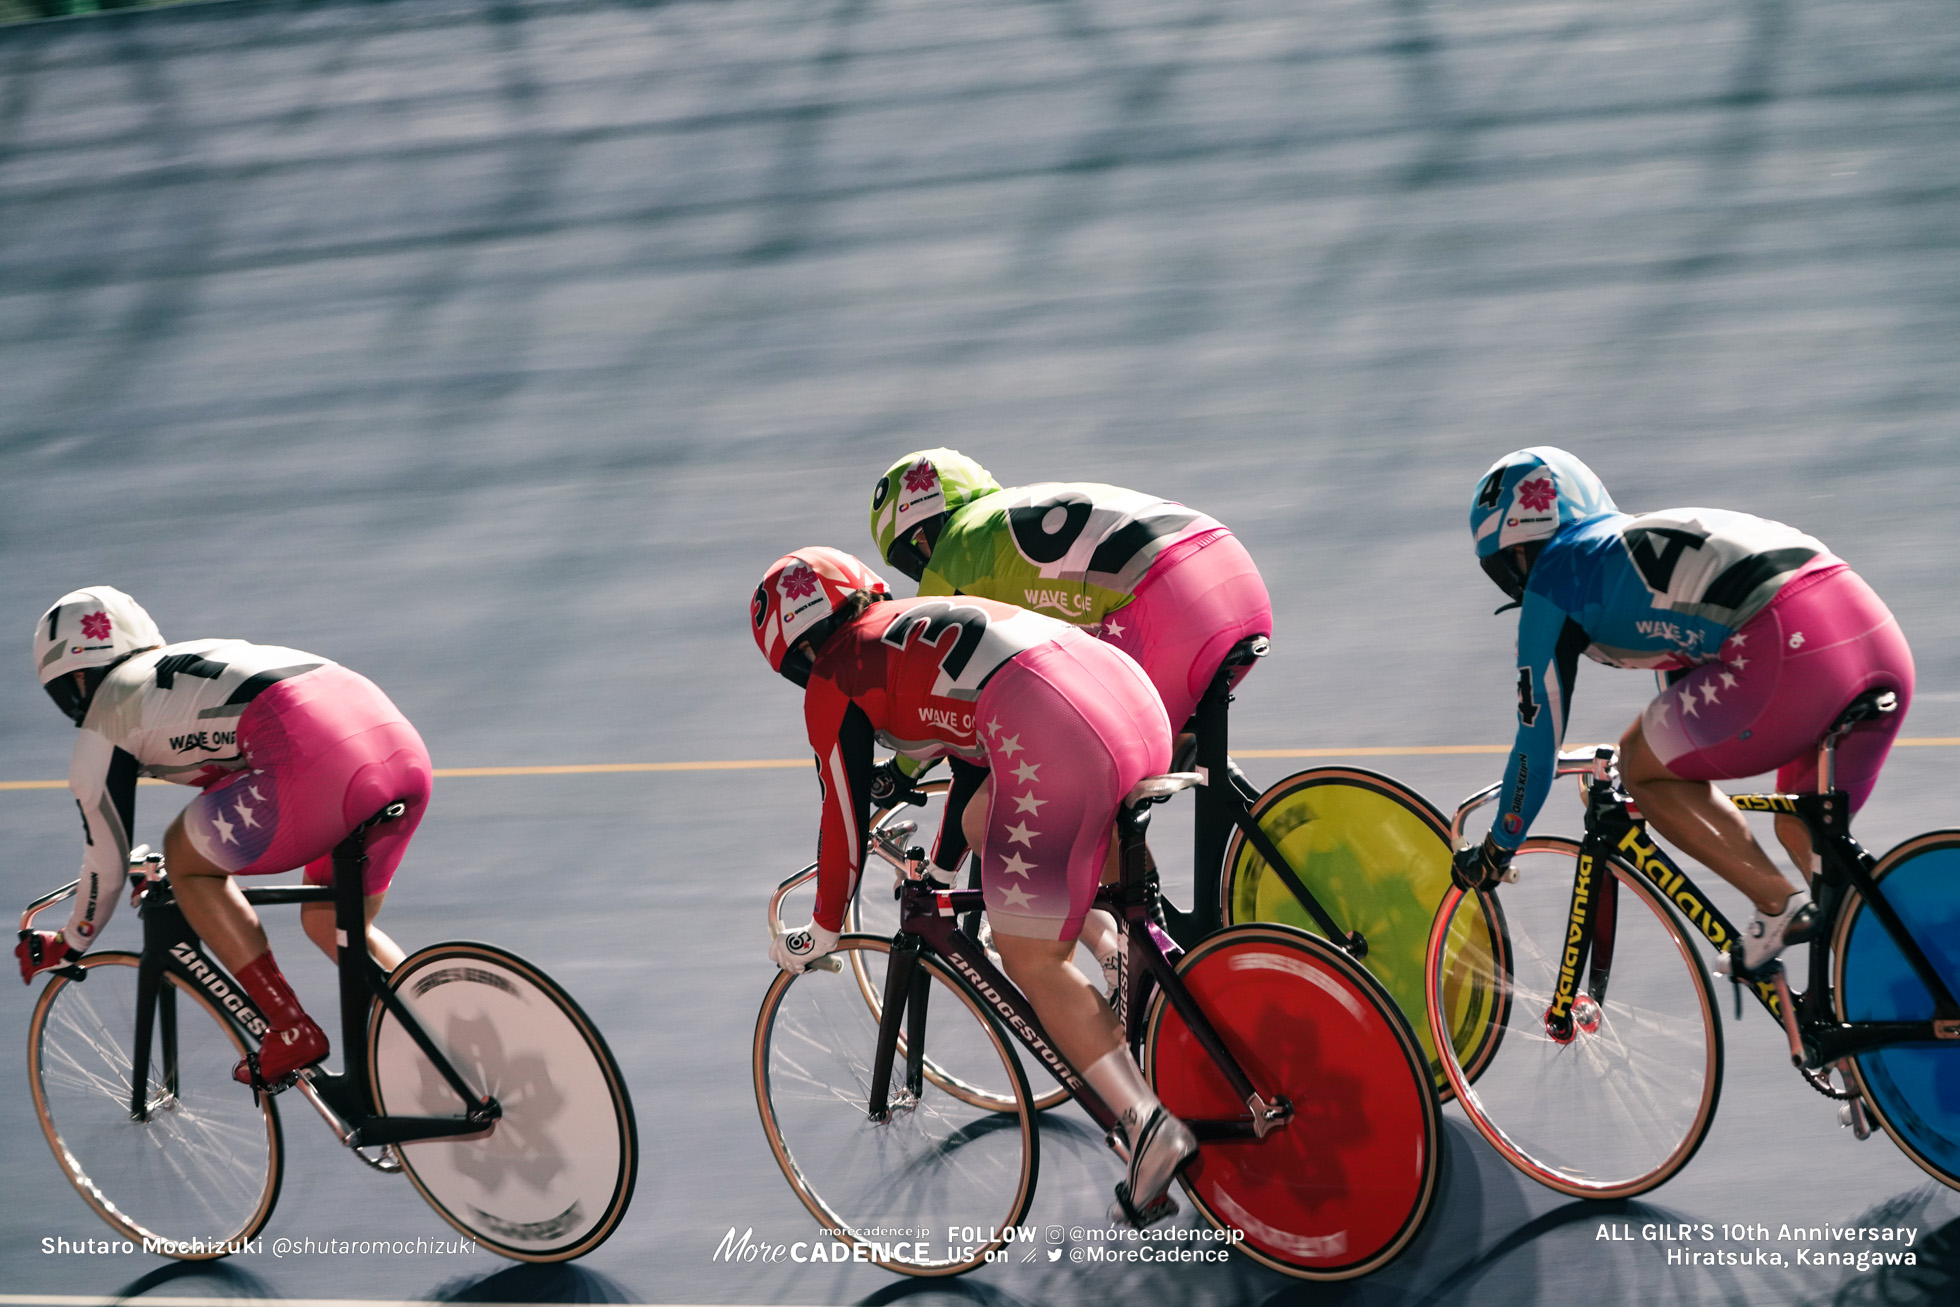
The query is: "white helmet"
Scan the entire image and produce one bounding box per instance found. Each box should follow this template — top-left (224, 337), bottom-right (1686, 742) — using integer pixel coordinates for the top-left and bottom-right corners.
top-left (34, 587), bottom-right (164, 725)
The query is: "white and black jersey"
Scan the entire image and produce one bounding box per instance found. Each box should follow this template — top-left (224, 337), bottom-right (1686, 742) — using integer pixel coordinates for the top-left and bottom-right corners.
top-left (62, 639), bottom-right (329, 946)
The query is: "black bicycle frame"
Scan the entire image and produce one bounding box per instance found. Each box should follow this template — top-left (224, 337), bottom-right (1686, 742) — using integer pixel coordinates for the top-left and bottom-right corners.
top-left (1561, 775), bottom-right (1960, 1065)
top-left (1166, 638), bottom-right (1363, 956)
top-left (117, 808), bottom-right (498, 1144)
top-left (865, 800), bottom-right (1287, 1145)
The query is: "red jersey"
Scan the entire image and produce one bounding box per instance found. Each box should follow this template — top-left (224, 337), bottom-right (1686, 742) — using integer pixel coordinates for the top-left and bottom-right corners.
top-left (803, 596), bottom-right (1066, 930)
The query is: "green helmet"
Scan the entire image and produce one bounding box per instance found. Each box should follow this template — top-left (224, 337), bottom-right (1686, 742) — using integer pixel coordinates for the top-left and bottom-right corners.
top-left (869, 449), bottom-right (1002, 581)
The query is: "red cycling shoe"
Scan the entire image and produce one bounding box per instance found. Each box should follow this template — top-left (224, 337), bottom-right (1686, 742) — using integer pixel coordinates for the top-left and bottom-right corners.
top-left (230, 950), bottom-right (329, 1089)
top-left (234, 1015), bottom-right (329, 1088)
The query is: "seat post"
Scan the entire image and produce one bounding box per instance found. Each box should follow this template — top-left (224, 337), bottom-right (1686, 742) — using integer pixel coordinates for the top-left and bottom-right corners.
top-left (331, 824), bottom-right (373, 1086)
top-left (1817, 688), bottom-right (1899, 797)
top-left (1190, 663), bottom-right (1235, 940)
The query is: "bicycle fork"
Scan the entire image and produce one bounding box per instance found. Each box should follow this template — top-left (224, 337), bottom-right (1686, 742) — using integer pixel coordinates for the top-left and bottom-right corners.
top-left (866, 934), bottom-right (931, 1121)
top-left (128, 954), bottom-right (179, 1122)
top-left (1545, 843), bottom-right (1617, 1043)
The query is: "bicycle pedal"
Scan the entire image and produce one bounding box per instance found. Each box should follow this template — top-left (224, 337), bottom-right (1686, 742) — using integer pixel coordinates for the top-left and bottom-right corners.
top-left (1714, 949), bottom-right (1779, 986)
top-left (1838, 1098), bottom-right (1873, 1141)
top-left (233, 1052), bottom-right (301, 1095)
top-left (1108, 1182), bottom-right (1178, 1229)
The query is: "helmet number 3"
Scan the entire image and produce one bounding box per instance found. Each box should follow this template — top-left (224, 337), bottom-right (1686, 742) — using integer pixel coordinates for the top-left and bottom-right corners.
top-left (882, 603), bottom-right (990, 679)
top-left (880, 600), bottom-right (1010, 700)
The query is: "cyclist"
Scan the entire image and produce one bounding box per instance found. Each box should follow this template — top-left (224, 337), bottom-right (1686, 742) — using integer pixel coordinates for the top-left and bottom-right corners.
top-left (752, 547), bottom-right (1194, 1223)
top-left (18, 587), bottom-right (433, 1088)
top-left (871, 449), bottom-right (1272, 737)
top-left (1456, 449), bottom-right (1914, 973)
top-left (870, 450), bottom-right (1273, 975)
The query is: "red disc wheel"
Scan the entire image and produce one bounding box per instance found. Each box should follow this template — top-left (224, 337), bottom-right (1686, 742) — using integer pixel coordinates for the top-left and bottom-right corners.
top-left (1142, 923), bottom-right (1440, 1279)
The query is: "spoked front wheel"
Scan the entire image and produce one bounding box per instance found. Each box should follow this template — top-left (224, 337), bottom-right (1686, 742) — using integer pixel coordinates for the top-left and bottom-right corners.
top-left (369, 942), bottom-right (638, 1261)
top-left (28, 951), bottom-right (283, 1255)
top-left (1143, 924), bottom-right (1440, 1279)
top-left (1426, 837), bottom-right (1724, 1198)
top-left (1834, 830), bottom-right (1960, 1188)
top-left (754, 935), bottom-right (1038, 1276)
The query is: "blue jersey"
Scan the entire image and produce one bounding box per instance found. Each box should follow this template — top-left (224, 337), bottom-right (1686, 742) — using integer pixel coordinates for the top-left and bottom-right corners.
top-left (1491, 508), bottom-right (1826, 851)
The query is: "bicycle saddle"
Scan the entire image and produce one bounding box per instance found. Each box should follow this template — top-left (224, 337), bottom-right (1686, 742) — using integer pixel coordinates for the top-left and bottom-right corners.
top-left (1221, 634), bottom-right (1271, 668)
top-left (1829, 688), bottom-right (1899, 733)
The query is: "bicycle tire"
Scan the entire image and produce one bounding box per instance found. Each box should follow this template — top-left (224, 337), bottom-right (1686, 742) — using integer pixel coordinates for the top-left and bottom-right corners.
top-left (29, 951), bottom-right (283, 1255)
top-left (1833, 829), bottom-right (1960, 1189)
top-left (754, 934), bottom-right (1038, 1276)
top-left (1142, 923), bottom-right (1440, 1279)
top-left (1426, 836), bottom-right (1724, 1198)
top-left (1219, 767), bottom-right (1506, 1094)
top-left (368, 942), bottom-right (638, 1261)
top-left (845, 787), bottom-right (1072, 1112)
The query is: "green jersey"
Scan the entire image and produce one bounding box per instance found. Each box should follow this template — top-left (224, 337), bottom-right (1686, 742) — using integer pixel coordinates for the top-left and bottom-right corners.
top-left (918, 483), bottom-right (1222, 625)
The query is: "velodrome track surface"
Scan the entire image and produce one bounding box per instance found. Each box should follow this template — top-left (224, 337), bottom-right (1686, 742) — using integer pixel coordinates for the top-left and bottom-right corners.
top-left (4, 0), bottom-right (1960, 1301)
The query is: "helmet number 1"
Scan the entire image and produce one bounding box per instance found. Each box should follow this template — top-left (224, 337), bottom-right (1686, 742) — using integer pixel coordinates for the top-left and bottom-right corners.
top-left (154, 654), bottom-right (229, 690)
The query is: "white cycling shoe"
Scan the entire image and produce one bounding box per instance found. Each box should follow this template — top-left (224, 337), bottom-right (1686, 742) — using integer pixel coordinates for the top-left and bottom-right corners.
top-left (1109, 1106), bottom-right (1197, 1227)
top-left (1733, 888), bottom-right (1816, 974)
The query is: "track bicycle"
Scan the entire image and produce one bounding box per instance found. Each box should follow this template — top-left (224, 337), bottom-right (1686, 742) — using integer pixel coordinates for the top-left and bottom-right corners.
top-left (853, 636), bottom-right (1504, 1092)
top-left (754, 771), bottom-right (1442, 1279)
top-left (1424, 688), bottom-right (1960, 1198)
top-left (22, 803), bottom-right (637, 1261)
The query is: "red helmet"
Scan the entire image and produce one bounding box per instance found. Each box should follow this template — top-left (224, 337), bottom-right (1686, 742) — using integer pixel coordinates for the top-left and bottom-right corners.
top-left (751, 548), bottom-right (890, 686)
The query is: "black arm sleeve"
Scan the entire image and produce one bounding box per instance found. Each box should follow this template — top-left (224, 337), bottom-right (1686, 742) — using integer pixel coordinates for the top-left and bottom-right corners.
top-left (838, 702), bottom-right (877, 871)
top-left (1554, 617), bottom-right (1591, 736)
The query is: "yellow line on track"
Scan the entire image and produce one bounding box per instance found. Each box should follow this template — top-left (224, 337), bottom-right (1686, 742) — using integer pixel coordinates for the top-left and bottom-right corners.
top-left (4, 739), bottom-right (1958, 791)
top-left (0, 1298), bottom-right (784, 1307)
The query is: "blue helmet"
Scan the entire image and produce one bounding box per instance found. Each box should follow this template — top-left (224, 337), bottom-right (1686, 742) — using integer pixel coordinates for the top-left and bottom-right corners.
top-left (1469, 447), bottom-right (1617, 600)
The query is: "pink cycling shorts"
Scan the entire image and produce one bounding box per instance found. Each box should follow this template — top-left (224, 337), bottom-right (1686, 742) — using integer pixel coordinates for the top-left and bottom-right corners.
top-left (971, 632), bottom-right (1171, 942)
top-left (1099, 528), bottom-right (1273, 732)
top-left (181, 664), bottom-right (433, 894)
top-left (1642, 559), bottom-right (1913, 810)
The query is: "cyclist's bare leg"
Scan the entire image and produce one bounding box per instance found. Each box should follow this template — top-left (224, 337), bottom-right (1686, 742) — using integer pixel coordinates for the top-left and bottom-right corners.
top-left (993, 933), bottom-right (1122, 1073)
top-left (1774, 814), bottom-right (1819, 883)
top-left (302, 897), bottom-right (404, 972)
top-left (1079, 909), bottom-right (1120, 965)
top-left (1620, 720), bottom-right (1798, 914)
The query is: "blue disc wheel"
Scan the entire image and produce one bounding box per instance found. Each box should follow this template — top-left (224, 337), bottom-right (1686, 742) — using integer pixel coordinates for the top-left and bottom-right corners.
top-left (1834, 830), bottom-right (1960, 1188)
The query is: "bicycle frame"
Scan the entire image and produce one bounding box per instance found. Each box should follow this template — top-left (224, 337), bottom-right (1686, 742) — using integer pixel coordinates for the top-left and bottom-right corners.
top-left (21, 807), bottom-right (500, 1147)
top-left (1170, 636), bottom-right (1365, 956)
top-left (1461, 743), bottom-right (1960, 1071)
top-left (864, 789), bottom-right (1291, 1146)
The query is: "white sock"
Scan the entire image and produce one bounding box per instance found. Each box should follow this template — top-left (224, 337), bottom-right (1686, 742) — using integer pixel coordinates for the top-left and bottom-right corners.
top-left (1083, 1048), bottom-right (1160, 1134)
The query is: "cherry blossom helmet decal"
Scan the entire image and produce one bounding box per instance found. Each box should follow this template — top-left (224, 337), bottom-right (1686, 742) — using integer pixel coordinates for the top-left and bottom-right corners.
top-left (869, 449), bottom-right (1003, 582)
top-left (751, 547), bottom-right (891, 687)
top-left (1469, 447), bottom-right (1617, 600)
top-left (34, 586), bottom-right (165, 725)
